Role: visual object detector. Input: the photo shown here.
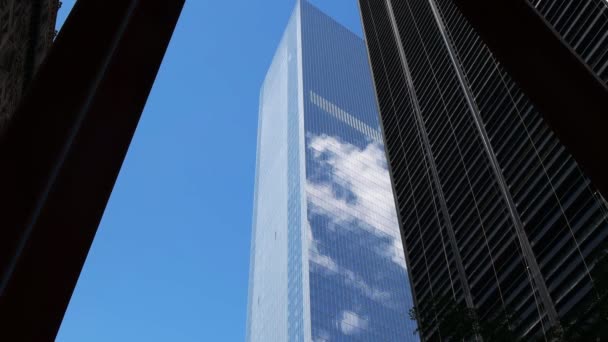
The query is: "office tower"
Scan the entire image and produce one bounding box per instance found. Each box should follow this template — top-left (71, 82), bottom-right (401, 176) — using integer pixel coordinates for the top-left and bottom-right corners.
top-left (246, 1), bottom-right (418, 341)
top-left (359, 0), bottom-right (608, 340)
top-left (0, 0), bottom-right (59, 132)
top-left (529, 0), bottom-right (608, 84)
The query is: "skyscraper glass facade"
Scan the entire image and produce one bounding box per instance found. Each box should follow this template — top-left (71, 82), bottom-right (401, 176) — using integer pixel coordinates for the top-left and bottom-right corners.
top-left (359, 0), bottom-right (608, 339)
top-left (246, 2), bottom-right (418, 341)
top-left (529, 0), bottom-right (608, 85)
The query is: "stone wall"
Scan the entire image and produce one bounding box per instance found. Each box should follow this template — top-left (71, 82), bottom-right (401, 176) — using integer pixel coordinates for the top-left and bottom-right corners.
top-left (0, 0), bottom-right (59, 133)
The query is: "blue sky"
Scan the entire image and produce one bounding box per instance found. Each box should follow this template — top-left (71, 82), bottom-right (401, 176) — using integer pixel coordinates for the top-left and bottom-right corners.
top-left (55, 1), bottom-right (363, 341)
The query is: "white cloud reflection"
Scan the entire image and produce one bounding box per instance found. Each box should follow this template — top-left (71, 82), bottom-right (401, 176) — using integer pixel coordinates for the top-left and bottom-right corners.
top-left (339, 310), bottom-right (368, 336)
top-left (306, 134), bottom-right (406, 271)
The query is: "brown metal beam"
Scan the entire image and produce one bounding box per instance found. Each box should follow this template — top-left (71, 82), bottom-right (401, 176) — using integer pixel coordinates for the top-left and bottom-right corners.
top-left (0, 0), bottom-right (184, 339)
top-left (450, 0), bottom-right (608, 198)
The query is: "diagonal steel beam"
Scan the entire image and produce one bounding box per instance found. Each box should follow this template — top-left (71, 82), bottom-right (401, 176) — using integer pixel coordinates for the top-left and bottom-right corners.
top-left (0, 0), bottom-right (184, 339)
top-left (451, 0), bottom-right (608, 198)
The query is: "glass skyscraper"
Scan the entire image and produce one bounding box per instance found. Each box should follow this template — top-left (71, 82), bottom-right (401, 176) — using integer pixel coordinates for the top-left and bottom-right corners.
top-left (246, 1), bottom-right (418, 341)
top-left (359, 0), bottom-right (608, 340)
top-left (529, 0), bottom-right (608, 85)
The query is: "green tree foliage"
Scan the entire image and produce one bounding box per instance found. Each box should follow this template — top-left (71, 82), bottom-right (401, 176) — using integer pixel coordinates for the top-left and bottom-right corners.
top-left (409, 295), bottom-right (518, 341)
top-left (546, 250), bottom-right (608, 341)
top-left (410, 251), bottom-right (608, 341)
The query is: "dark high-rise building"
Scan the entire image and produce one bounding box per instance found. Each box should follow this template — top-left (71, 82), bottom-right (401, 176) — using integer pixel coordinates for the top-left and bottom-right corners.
top-left (0, 0), bottom-right (59, 132)
top-left (359, 0), bottom-right (608, 339)
top-left (528, 0), bottom-right (608, 85)
top-left (246, 1), bottom-right (417, 341)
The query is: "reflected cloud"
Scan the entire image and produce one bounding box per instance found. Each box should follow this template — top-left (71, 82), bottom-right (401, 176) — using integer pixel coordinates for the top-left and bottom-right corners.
top-left (339, 310), bottom-right (368, 336)
top-left (306, 134), bottom-right (413, 340)
top-left (306, 134), bottom-right (406, 271)
top-left (313, 329), bottom-right (331, 342)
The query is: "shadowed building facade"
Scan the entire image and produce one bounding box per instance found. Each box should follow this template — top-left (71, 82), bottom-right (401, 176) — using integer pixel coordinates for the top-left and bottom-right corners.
top-left (0, 0), bottom-right (59, 132)
top-left (359, 0), bottom-right (608, 340)
top-left (528, 0), bottom-right (608, 85)
top-left (246, 1), bottom-right (418, 341)
top-left (529, 0), bottom-right (608, 159)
